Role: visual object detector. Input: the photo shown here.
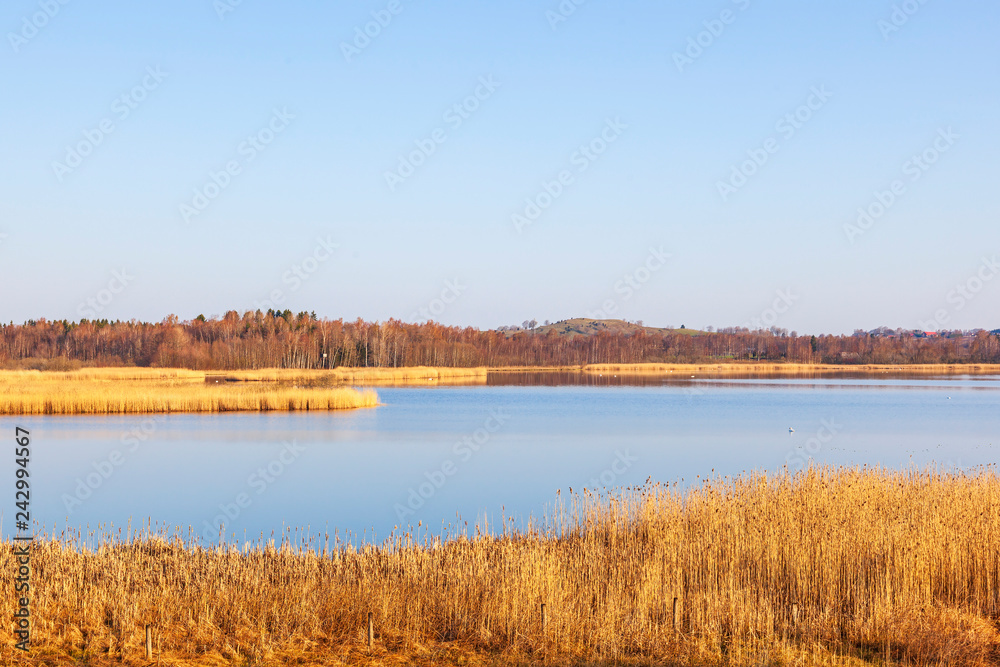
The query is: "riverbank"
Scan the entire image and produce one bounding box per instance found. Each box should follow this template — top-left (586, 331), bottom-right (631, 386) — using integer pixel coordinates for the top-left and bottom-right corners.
top-left (213, 362), bottom-right (1000, 385)
top-left (4, 466), bottom-right (998, 665)
top-left (0, 369), bottom-right (378, 414)
top-left (3, 363), bottom-right (997, 414)
top-left (211, 365), bottom-right (488, 385)
top-left (577, 362), bottom-right (1000, 375)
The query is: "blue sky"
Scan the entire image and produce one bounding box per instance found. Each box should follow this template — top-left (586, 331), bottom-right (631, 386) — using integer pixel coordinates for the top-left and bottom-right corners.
top-left (1, 0), bottom-right (997, 334)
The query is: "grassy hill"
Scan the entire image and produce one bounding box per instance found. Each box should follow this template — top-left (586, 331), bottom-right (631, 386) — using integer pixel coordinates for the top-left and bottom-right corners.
top-left (511, 318), bottom-right (703, 337)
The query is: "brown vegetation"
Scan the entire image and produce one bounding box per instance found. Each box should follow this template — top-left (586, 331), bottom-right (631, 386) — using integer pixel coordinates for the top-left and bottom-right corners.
top-left (213, 366), bottom-right (488, 385)
top-left (2, 312), bottom-right (999, 370)
top-left (4, 466), bottom-right (1000, 665)
top-left (580, 362), bottom-right (1000, 376)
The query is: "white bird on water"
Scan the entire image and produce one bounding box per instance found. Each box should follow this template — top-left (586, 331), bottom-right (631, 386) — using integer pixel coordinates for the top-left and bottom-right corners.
top-left (788, 427), bottom-right (795, 433)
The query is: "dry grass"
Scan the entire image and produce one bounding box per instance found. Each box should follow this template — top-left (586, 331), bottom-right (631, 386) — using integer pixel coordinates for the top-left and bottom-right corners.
top-left (4, 466), bottom-right (1000, 665)
top-left (2, 367), bottom-right (207, 381)
top-left (0, 369), bottom-right (378, 414)
top-left (580, 362), bottom-right (1000, 375)
top-left (213, 366), bottom-right (489, 386)
top-left (485, 363), bottom-right (1000, 378)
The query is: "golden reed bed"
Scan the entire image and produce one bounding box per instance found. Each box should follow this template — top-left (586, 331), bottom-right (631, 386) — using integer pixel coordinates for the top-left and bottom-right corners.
top-left (0, 369), bottom-right (377, 414)
top-left (214, 366), bottom-right (489, 385)
top-left (580, 362), bottom-right (1000, 375)
top-left (3, 466), bottom-right (999, 666)
top-left (216, 363), bottom-right (1000, 384)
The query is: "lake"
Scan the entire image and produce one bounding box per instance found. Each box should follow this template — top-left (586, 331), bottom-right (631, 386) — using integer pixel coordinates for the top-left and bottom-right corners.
top-left (6, 374), bottom-right (999, 545)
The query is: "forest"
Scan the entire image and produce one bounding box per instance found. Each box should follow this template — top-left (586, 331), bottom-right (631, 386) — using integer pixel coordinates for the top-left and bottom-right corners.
top-left (2, 311), bottom-right (999, 370)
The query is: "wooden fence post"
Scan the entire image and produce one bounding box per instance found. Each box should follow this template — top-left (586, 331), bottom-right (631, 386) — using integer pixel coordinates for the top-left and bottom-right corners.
top-left (672, 597), bottom-right (680, 633)
top-left (144, 624), bottom-right (152, 660)
top-left (367, 612), bottom-right (374, 648)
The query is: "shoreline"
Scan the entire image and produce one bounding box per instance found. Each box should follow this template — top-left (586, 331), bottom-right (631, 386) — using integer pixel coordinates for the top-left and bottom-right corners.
top-left (226, 362), bottom-right (1000, 383)
top-left (11, 466), bottom-right (1000, 666)
top-left (572, 362), bottom-right (1000, 375)
top-left (2, 363), bottom-right (996, 414)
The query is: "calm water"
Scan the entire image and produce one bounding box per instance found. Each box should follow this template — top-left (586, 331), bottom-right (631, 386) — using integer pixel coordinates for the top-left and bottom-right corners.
top-left (4, 376), bottom-right (999, 545)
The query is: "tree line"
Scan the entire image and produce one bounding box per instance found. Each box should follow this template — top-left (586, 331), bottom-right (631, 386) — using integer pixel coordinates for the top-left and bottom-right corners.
top-left (2, 311), bottom-right (1000, 370)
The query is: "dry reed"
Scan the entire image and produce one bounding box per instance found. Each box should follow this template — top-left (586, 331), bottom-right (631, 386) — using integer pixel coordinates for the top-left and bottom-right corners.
top-left (213, 366), bottom-right (489, 385)
top-left (0, 369), bottom-right (378, 414)
top-left (3, 466), bottom-right (999, 665)
top-left (581, 362), bottom-right (1000, 375)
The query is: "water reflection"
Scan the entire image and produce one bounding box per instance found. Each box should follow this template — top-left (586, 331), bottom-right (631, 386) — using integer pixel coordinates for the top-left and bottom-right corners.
top-left (487, 371), bottom-right (1000, 389)
top-left (6, 375), bottom-right (999, 546)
